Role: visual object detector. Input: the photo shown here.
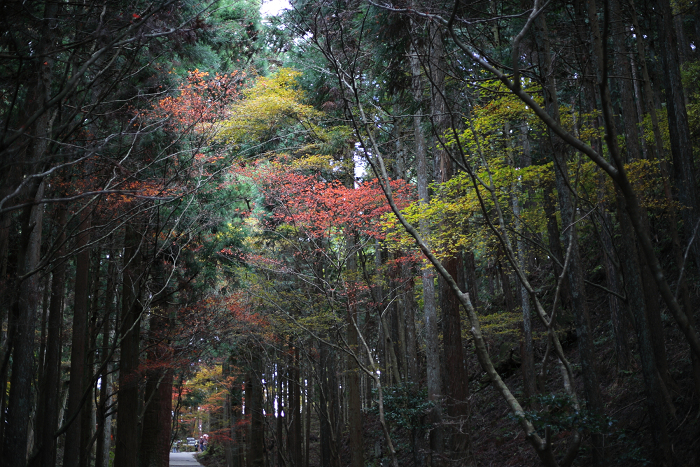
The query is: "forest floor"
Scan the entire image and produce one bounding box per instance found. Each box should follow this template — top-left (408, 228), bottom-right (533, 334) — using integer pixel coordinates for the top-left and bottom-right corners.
top-left (467, 289), bottom-right (700, 466)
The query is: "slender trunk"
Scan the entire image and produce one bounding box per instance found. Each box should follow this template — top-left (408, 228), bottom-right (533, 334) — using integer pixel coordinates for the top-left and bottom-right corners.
top-left (514, 123), bottom-right (536, 400)
top-left (346, 238), bottom-right (364, 467)
top-left (584, 0), bottom-right (673, 461)
top-left (319, 343), bottom-right (331, 467)
top-left (402, 259), bottom-right (418, 381)
top-left (304, 379), bottom-right (311, 467)
top-left (430, 20), bottom-right (471, 458)
top-left (276, 360), bottom-right (284, 467)
top-left (654, 0), bottom-right (700, 398)
top-left (96, 247), bottom-right (117, 467)
top-left (513, 184), bottom-right (536, 401)
top-left (628, 0), bottom-right (700, 396)
top-left (286, 344), bottom-right (301, 467)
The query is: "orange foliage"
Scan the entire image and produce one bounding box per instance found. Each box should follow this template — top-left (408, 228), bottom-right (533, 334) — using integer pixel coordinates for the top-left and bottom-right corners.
top-left (151, 69), bottom-right (244, 129)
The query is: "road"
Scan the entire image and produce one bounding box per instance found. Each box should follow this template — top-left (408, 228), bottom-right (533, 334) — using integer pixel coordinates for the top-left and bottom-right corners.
top-left (169, 452), bottom-right (203, 466)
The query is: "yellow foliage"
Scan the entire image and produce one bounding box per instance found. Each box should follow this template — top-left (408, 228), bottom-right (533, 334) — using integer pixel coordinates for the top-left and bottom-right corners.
top-left (216, 68), bottom-right (321, 146)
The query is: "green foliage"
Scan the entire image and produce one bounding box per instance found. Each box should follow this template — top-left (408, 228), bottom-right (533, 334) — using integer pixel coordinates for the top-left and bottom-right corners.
top-left (512, 393), bottom-right (614, 437)
top-left (682, 59), bottom-right (700, 146)
top-left (370, 383), bottom-right (433, 431)
top-left (478, 310), bottom-right (523, 339)
top-left (640, 108), bottom-right (671, 156)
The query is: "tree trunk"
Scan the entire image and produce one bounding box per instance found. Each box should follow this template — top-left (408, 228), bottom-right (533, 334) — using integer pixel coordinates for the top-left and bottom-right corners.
top-left (512, 184), bottom-right (536, 401)
top-left (139, 310), bottom-right (173, 467)
top-left (346, 239), bottom-right (364, 467)
top-left (114, 225), bottom-right (145, 467)
top-left (2, 181), bottom-right (45, 467)
top-left (616, 196), bottom-right (673, 464)
top-left (247, 351), bottom-right (264, 467)
top-left (655, 0), bottom-right (700, 271)
top-left (32, 204), bottom-right (66, 467)
top-left (96, 245), bottom-right (117, 467)
top-left (402, 259), bottom-right (419, 382)
top-left (64, 208), bottom-right (92, 467)
top-left (410, 26), bottom-right (441, 433)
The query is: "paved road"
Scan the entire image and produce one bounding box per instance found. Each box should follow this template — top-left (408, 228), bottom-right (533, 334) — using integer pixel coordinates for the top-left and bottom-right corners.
top-left (169, 452), bottom-right (203, 466)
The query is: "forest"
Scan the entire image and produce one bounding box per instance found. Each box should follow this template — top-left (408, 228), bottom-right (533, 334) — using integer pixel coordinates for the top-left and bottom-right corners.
top-left (1, 0), bottom-right (700, 466)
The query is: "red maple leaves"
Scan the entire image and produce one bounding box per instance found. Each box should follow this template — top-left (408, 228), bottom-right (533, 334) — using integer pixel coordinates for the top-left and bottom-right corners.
top-left (249, 163), bottom-right (415, 240)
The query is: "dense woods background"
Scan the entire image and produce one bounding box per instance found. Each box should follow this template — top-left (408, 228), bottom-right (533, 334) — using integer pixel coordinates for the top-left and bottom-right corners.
top-left (2, 0), bottom-right (700, 466)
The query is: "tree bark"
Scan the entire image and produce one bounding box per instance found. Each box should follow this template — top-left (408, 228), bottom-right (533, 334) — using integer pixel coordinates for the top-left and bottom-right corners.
top-left (2, 180), bottom-right (45, 467)
top-left (31, 205), bottom-right (66, 467)
top-left (247, 351), bottom-right (265, 467)
top-left (655, 0), bottom-right (700, 272)
top-left (64, 208), bottom-right (92, 467)
top-left (409, 33), bottom-right (443, 462)
top-left (346, 239), bottom-right (364, 467)
top-left (139, 310), bottom-right (173, 467)
top-left (114, 225), bottom-right (145, 467)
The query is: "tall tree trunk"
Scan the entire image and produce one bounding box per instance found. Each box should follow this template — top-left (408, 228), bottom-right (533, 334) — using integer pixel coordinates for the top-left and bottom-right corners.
top-left (346, 238), bottom-right (364, 467)
top-left (32, 205), bottom-right (67, 467)
top-left (64, 208), bottom-right (92, 467)
top-left (139, 309), bottom-right (173, 467)
top-left (247, 351), bottom-right (264, 467)
top-left (96, 244), bottom-right (117, 467)
top-left (114, 225), bottom-right (145, 467)
top-left (276, 360), bottom-right (284, 467)
top-left (513, 183), bottom-right (536, 401)
top-left (513, 123), bottom-right (536, 401)
top-left (2, 180), bottom-right (45, 467)
top-left (0, 2), bottom-right (56, 462)
top-left (319, 344), bottom-right (331, 467)
top-left (304, 378), bottom-right (311, 467)
top-left (655, 0), bottom-right (700, 271)
top-left (430, 24), bottom-right (470, 456)
top-left (583, 0), bottom-right (674, 462)
top-left (654, 0), bottom-right (700, 396)
top-left (410, 31), bottom-right (442, 455)
top-left (224, 357), bottom-right (241, 467)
